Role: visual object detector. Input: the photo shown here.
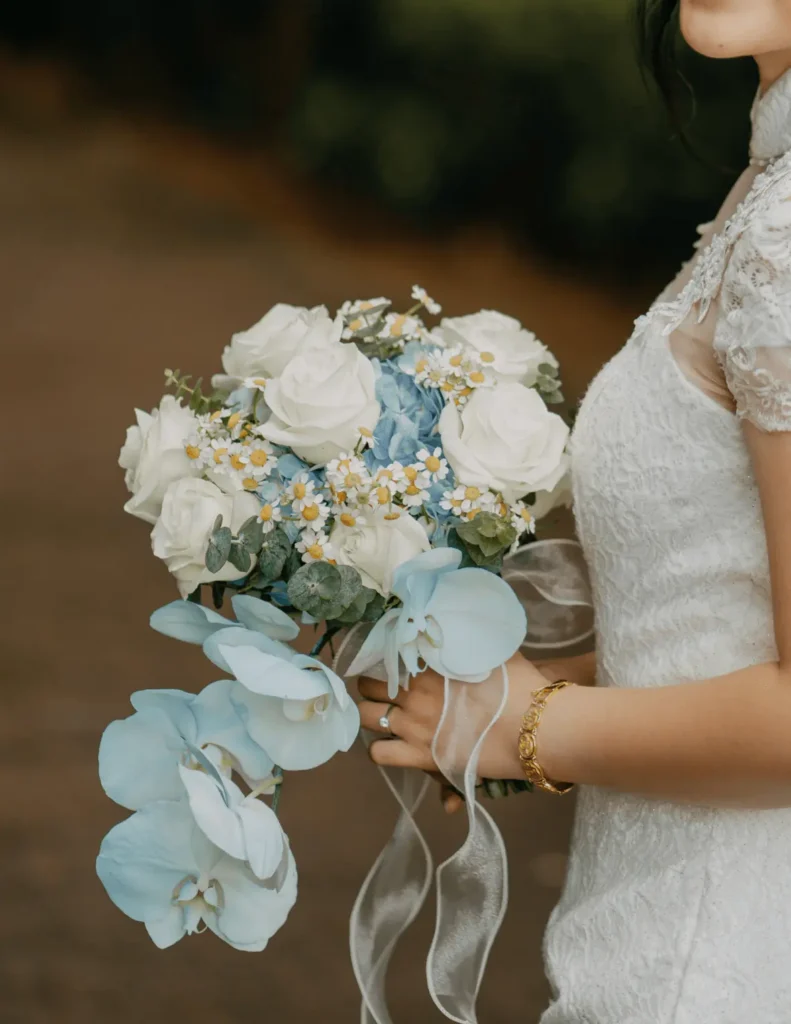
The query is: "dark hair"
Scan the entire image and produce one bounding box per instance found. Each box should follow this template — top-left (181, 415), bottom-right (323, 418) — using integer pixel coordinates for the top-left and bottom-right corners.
top-left (636, 0), bottom-right (684, 109)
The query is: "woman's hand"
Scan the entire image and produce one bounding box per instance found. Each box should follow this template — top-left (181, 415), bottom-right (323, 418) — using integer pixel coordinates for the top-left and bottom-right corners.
top-left (357, 653), bottom-right (551, 789)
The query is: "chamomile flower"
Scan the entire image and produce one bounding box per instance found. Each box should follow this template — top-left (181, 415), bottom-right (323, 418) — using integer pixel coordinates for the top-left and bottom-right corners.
top-left (335, 507), bottom-right (367, 529)
top-left (184, 432), bottom-right (211, 468)
top-left (399, 481), bottom-right (431, 508)
top-left (208, 437), bottom-right (232, 468)
top-left (296, 529), bottom-right (335, 564)
top-left (415, 447), bottom-right (449, 482)
top-left (326, 454), bottom-right (370, 499)
top-left (510, 501), bottom-right (537, 538)
top-left (441, 485), bottom-right (496, 519)
top-left (283, 473), bottom-right (317, 513)
top-left (356, 426), bottom-right (375, 452)
top-left (411, 285), bottom-right (442, 316)
top-left (242, 439), bottom-right (276, 480)
top-left (243, 376), bottom-right (269, 394)
top-left (257, 501), bottom-right (283, 534)
top-left (295, 495), bottom-right (330, 531)
top-left (377, 312), bottom-right (424, 345)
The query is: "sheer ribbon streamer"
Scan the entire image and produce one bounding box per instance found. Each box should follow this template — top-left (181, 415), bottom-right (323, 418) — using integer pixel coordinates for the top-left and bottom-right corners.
top-left (335, 539), bottom-right (594, 1023)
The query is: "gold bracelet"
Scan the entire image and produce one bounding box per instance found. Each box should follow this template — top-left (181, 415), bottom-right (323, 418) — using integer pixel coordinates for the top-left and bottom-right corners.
top-left (518, 680), bottom-right (575, 795)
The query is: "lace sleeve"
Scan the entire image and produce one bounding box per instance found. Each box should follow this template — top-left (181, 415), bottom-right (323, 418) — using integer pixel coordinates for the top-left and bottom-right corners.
top-left (714, 196), bottom-right (791, 432)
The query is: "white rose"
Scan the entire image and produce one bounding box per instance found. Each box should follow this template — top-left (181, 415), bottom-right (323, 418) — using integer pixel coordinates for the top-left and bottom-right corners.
top-left (330, 509), bottom-right (431, 596)
top-left (436, 310), bottom-right (558, 386)
top-left (439, 382), bottom-right (569, 504)
top-left (530, 471), bottom-right (573, 521)
top-left (120, 395), bottom-right (200, 524)
top-left (214, 303), bottom-right (332, 390)
top-left (260, 321), bottom-right (380, 465)
top-left (151, 478), bottom-right (260, 599)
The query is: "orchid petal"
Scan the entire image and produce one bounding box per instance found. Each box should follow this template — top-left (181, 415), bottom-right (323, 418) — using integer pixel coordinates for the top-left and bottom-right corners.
top-left (145, 906), bottom-right (186, 949)
top-left (130, 689), bottom-right (197, 741)
top-left (99, 709), bottom-right (189, 810)
top-left (231, 595), bottom-right (299, 641)
top-left (210, 848), bottom-right (298, 951)
top-left (237, 798), bottom-right (287, 881)
top-left (203, 626), bottom-right (296, 675)
top-left (346, 609), bottom-right (399, 678)
top-left (220, 645), bottom-right (328, 700)
top-left (178, 766), bottom-right (246, 862)
top-left (96, 800), bottom-right (215, 923)
top-left (150, 601), bottom-right (229, 645)
top-left (391, 547), bottom-right (460, 608)
top-left (424, 568), bottom-right (527, 679)
top-left (192, 680), bottom-right (274, 783)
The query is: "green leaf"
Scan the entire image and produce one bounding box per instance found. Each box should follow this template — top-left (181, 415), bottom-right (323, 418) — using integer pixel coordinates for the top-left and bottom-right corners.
top-left (537, 362), bottom-right (559, 378)
top-left (457, 512), bottom-right (516, 557)
top-left (238, 516), bottom-right (265, 555)
top-left (288, 563), bottom-right (365, 621)
top-left (257, 527), bottom-right (291, 584)
top-left (206, 525), bottom-right (233, 573)
top-left (227, 541), bottom-right (252, 574)
top-left (187, 586), bottom-right (203, 604)
top-left (331, 582), bottom-right (383, 626)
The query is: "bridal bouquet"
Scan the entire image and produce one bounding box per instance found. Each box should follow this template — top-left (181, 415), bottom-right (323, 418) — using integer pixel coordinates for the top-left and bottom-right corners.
top-left (97, 287), bottom-right (572, 960)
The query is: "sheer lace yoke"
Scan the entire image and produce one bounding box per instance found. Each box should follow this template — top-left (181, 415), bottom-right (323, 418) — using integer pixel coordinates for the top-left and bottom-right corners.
top-left (660, 69), bottom-right (791, 432)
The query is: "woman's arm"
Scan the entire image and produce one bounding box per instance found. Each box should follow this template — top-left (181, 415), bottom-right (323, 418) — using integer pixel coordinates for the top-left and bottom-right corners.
top-left (536, 651), bottom-right (597, 687)
top-left (360, 425), bottom-right (791, 810)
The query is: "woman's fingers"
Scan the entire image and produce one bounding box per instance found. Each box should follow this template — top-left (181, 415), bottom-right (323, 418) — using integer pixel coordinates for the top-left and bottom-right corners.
top-left (370, 738), bottom-right (435, 771)
top-left (357, 677), bottom-right (391, 702)
top-left (358, 699), bottom-right (402, 735)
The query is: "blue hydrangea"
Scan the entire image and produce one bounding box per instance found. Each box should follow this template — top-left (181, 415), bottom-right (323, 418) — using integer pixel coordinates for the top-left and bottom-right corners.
top-left (369, 359), bottom-right (444, 467)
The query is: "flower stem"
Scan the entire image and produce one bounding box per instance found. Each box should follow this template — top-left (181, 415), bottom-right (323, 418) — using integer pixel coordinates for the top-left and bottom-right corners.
top-left (272, 766), bottom-right (284, 815)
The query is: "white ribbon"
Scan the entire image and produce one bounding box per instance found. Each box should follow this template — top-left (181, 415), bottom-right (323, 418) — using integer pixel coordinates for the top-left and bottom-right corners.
top-left (337, 538), bottom-right (594, 1024)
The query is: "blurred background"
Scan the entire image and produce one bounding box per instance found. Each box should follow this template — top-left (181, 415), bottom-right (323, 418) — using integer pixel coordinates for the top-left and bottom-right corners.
top-left (1, 2), bottom-right (755, 1022)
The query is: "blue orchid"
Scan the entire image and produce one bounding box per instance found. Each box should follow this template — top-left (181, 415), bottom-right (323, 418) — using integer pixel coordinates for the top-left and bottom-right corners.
top-left (151, 594), bottom-right (359, 771)
top-left (205, 628), bottom-right (360, 771)
top-left (347, 548), bottom-right (527, 698)
top-left (99, 682), bottom-right (275, 810)
top-left (96, 799), bottom-right (297, 951)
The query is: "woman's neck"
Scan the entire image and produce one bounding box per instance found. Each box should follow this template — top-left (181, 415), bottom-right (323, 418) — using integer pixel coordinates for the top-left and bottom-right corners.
top-left (756, 51), bottom-right (791, 94)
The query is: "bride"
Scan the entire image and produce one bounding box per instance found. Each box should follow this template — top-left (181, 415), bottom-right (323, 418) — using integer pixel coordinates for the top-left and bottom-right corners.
top-left (357, 1), bottom-right (791, 1020)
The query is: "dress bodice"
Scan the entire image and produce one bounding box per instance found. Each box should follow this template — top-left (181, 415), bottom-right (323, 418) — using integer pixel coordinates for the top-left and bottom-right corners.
top-left (540, 71), bottom-right (791, 1024)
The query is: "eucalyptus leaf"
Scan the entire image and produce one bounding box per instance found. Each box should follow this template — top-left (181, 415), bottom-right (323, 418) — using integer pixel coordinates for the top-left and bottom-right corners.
top-left (238, 516), bottom-right (265, 555)
top-left (211, 581), bottom-right (227, 610)
top-left (227, 541), bottom-right (252, 574)
top-left (258, 527), bottom-right (291, 584)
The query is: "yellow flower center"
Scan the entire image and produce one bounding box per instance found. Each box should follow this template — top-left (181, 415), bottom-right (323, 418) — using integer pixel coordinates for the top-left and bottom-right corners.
top-left (358, 426), bottom-right (373, 438)
top-left (308, 544), bottom-right (324, 560)
top-left (405, 484), bottom-right (421, 496)
top-left (293, 482), bottom-right (307, 500)
top-left (213, 447), bottom-right (228, 464)
top-left (425, 455), bottom-right (441, 473)
top-left (249, 449), bottom-right (268, 467)
top-left (480, 351), bottom-right (495, 364)
top-left (243, 477), bottom-right (258, 491)
top-left (340, 513), bottom-right (357, 527)
top-left (230, 453), bottom-right (246, 471)
top-left (185, 445), bottom-right (201, 460)
top-left (345, 473), bottom-right (362, 489)
top-left (441, 382), bottom-right (455, 393)
top-left (499, 502), bottom-right (509, 518)
top-left (259, 505), bottom-right (274, 522)
top-left (384, 512), bottom-right (401, 521)
top-left (376, 486), bottom-right (391, 505)
top-left (252, 378), bottom-right (267, 388)
top-left (302, 504), bottom-right (321, 522)
top-left (210, 410), bottom-right (223, 423)
top-left (415, 359), bottom-right (428, 374)
top-left (227, 412), bottom-right (241, 431)
top-left (520, 508), bottom-right (533, 523)
top-left (429, 371), bottom-right (443, 383)
top-left (404, 466), bottom-right (418, 482)
top-left (458, 386), bottom-right (473, 397)
top-left (449, 354), bottom-right (463, 367)
top-left (464, 486), bottom-right (481, 501)
top-left (389, 314), bottom-right (407, 338)
top-left (466, 507), bottom-right (481, 520)
top-left (349, 318), bottom-right (364, 332)
top-left (335, 490), bottom-right (348, 503)
top-left (469, 371), bottom-right (486, 385)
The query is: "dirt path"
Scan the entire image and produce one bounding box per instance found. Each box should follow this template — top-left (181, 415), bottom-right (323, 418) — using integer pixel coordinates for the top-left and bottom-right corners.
top-left (1, 64), bottom-right (646, 1024)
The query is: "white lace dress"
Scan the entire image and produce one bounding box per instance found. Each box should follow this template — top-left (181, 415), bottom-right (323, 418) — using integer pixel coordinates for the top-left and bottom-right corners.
top-left (540, 72), bottom-right (791, 1024)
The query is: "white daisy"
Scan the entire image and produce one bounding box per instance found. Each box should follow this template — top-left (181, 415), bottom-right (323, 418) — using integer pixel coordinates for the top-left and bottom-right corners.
top-left (295, 495), bottom-right (330, 531)
top-left (242, 439), bottom-right (276, 480)
top-left (242, 376), bottom-right (269, 394)
top-left (257, 501), bottom-right (283, 534)
top-left (415, 447), bottom-right (449, 482)
top-left (334, 507), bottom-right (367, 529)
top-left (284, 473), bottom-right (317, 513)
top-left (510, 501), bottom-right (537, 538)
top-left (208, 437), bottom-right (233, 468)
top-left (399, 482), bottom-right (431, 508)
top-left (296, 529), bottom-right (335, 564)
top-left (356, 426), bottom-right (375, 451)
top-left (377, 312), bottom-right (424, 345)
top-left (411, 285), bottom-right (442, 315)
